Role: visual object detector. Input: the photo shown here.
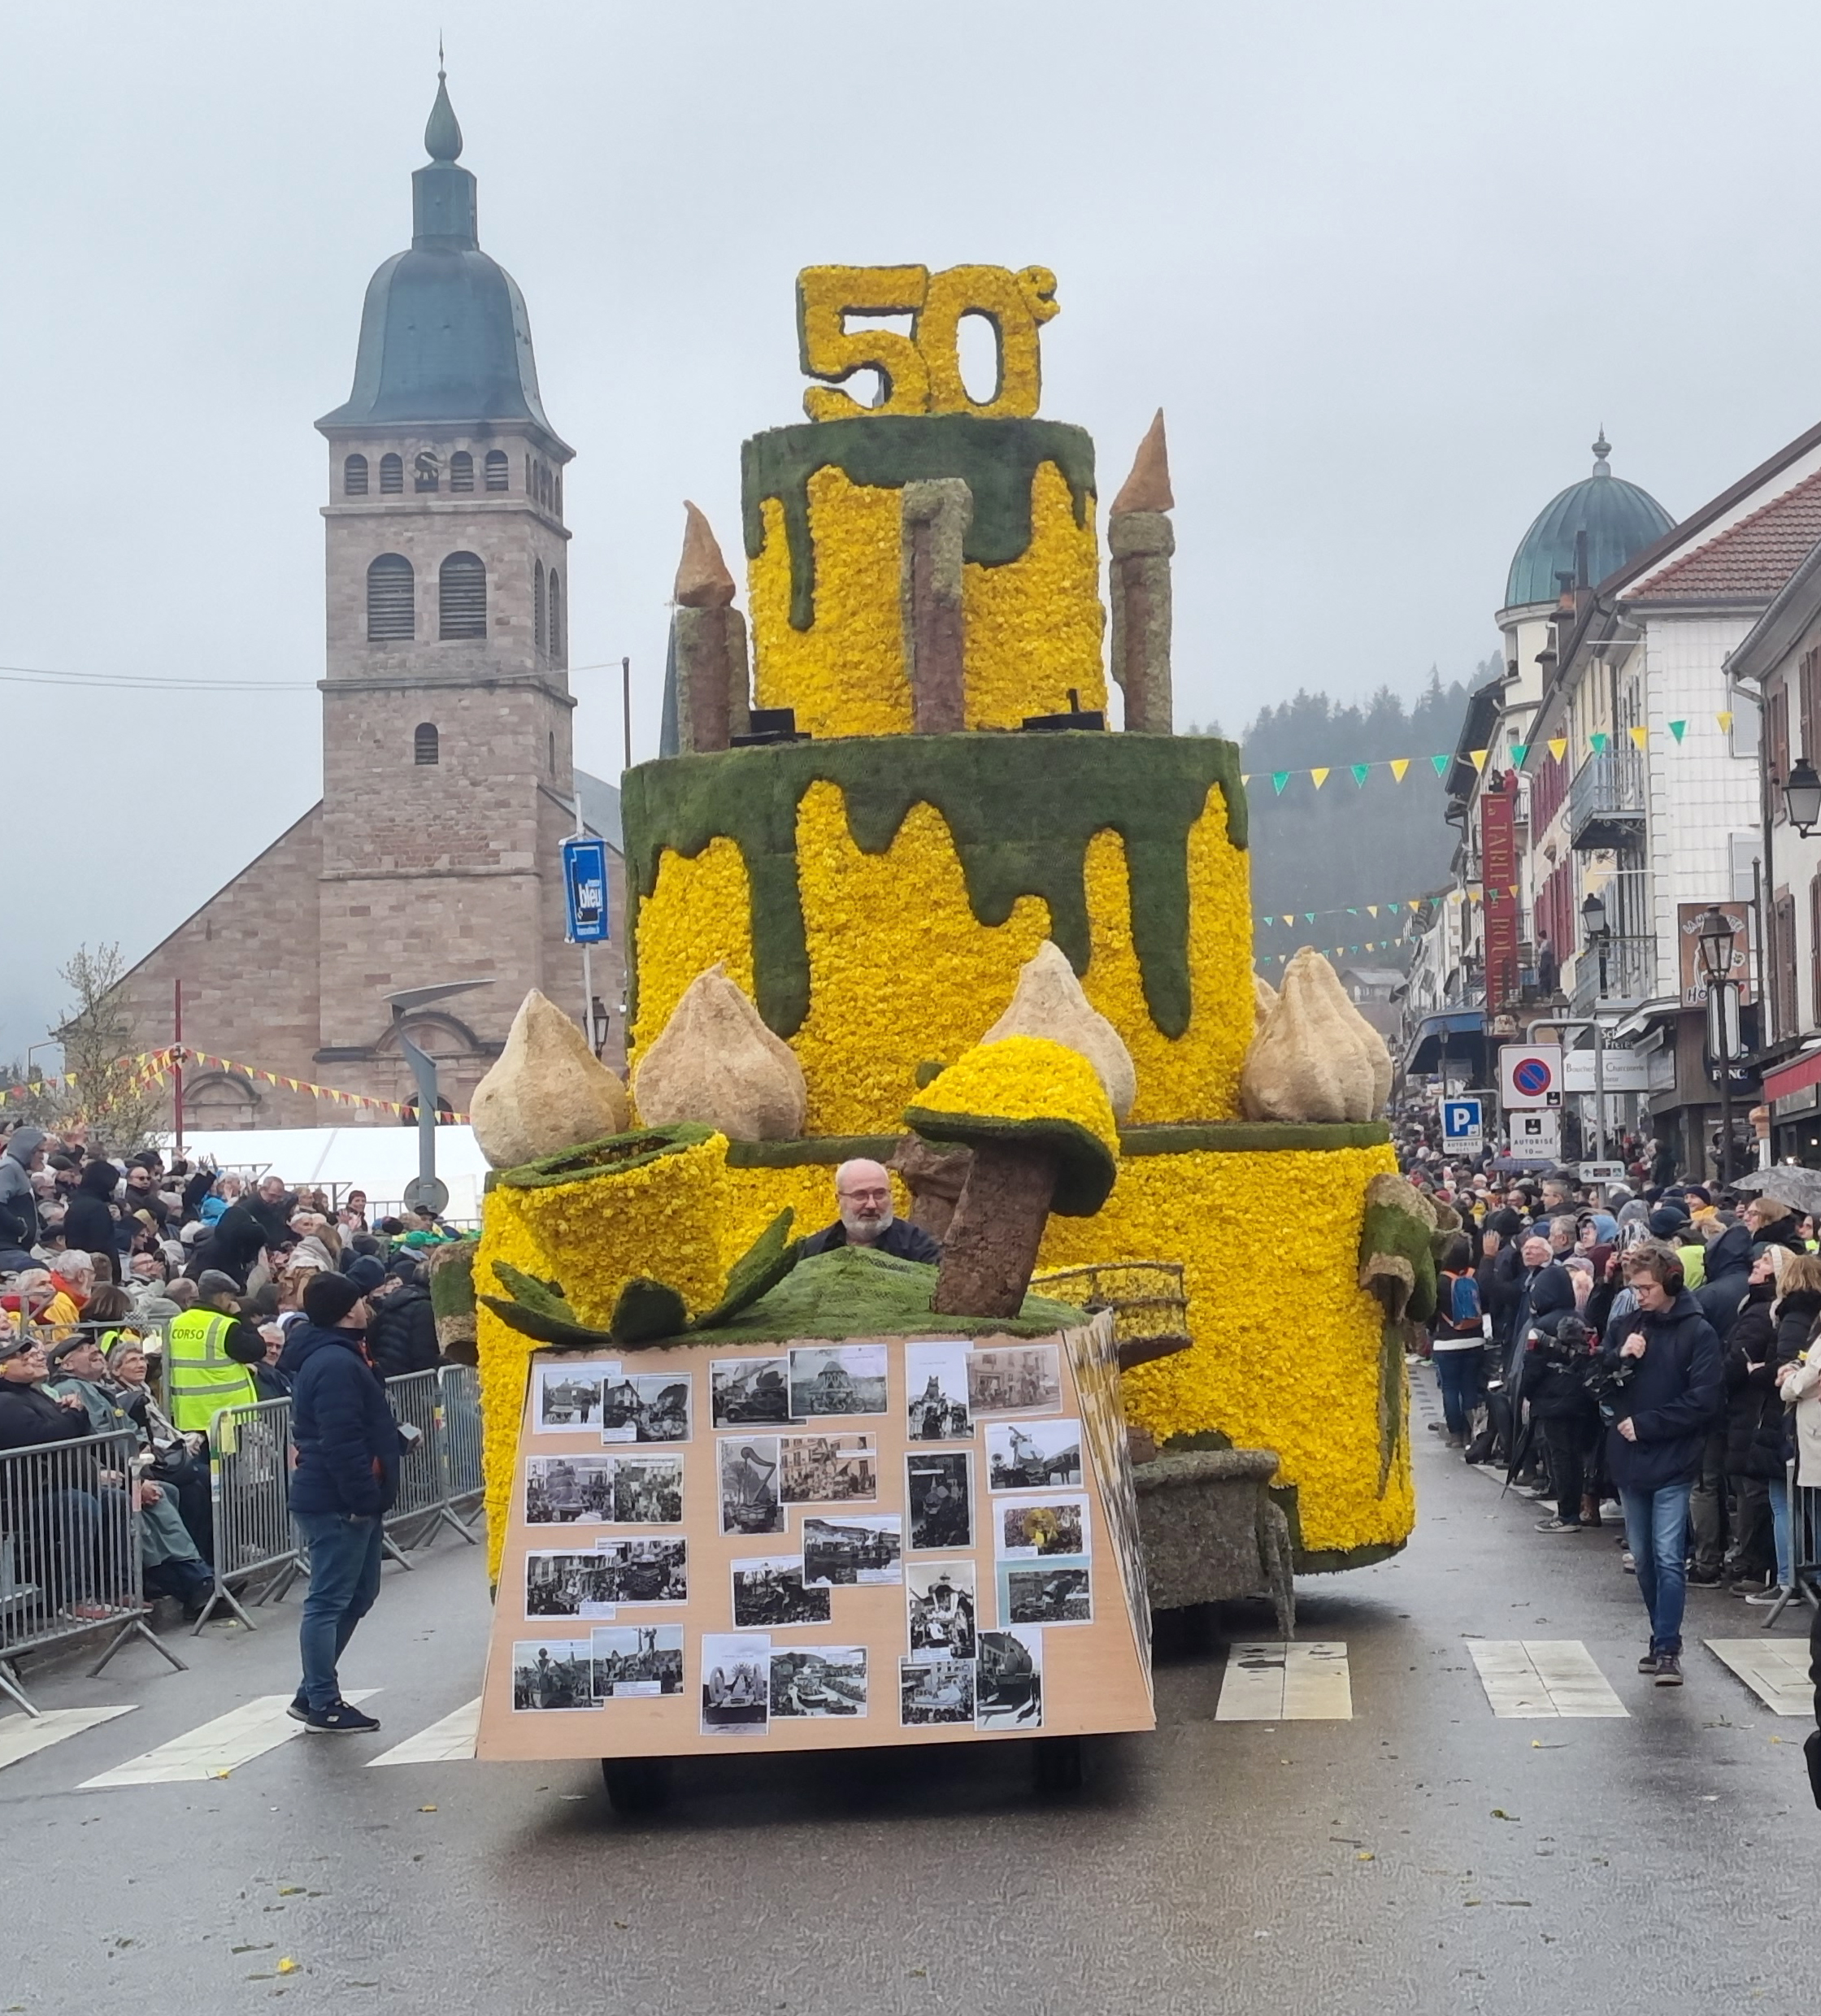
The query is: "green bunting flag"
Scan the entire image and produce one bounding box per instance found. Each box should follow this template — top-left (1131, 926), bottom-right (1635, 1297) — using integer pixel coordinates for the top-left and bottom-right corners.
top-left (1589, 732), bottom-right (1609, 754)
top-left (1430, 754), bottom-right (1449, 777)
top-left (1668, 719), bottom-right (1686, 742)
top-left (1272, 771), bottom-right (1291, 795)
top-left (1350, 763), bottom-right (1371, 786)
top-left (1510, 743), bottom-right (1529, 766)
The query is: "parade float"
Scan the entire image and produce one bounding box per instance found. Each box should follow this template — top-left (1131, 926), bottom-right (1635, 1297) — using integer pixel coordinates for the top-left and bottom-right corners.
top-left (463, 267), bottom-right (1415, 1794)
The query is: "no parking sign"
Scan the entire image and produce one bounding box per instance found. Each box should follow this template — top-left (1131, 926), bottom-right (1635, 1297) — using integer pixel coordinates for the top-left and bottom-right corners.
top-left (1498, 1043), bottom-right (1562, 1110)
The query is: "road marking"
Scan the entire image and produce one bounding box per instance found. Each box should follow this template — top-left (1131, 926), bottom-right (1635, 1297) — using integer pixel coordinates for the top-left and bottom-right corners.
top-left (0, 1705), bottom-right (136, 1772)
top-left (1467, 1640), bottom-right (1627, 1718)
top-left (1705, 1638), bottom-right (1812, 1715)
top-left (367, 1696), bottom-right (480, 1766)
top-left (79, 1690), bottom-right (379, 1787)
top-left (1215, 1642), bottom-right (1352, 1720)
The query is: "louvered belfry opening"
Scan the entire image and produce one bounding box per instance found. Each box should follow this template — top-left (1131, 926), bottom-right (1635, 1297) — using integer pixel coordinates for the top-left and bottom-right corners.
top-left (450, 450), bottom-right (474, 493)
top-left (439, 552), bottom-right (487, 639)
top-left (484, 450), bottom-right (508, 492)
top-left (414, 722), bottom-right (440, 766)
top-left (366, 554), bottom-right (415, 641)
top-left (534, 559), bottom-right (547, 655)
top-left (548, 568), bottom-right (562, 659)
top-left (380, 452), bottom-right (404, 494)
top-left (344, 454), bottom-right (368, 496)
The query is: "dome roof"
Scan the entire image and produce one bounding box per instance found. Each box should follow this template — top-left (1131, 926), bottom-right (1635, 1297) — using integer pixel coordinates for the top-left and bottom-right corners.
top-left (1503, 435), bottom-right (1672, 610)
top-left (317, 75), bottom-right (568, 450)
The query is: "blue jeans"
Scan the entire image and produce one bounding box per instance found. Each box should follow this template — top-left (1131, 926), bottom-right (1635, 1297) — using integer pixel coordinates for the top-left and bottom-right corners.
top-left (1432, 1348), bottom-right (1481, 1438)
top-left (1619, 1481), bottom-right (1694, 1656)
top-left (294, 1509), bottom-right (385, 1711)
top-left (1773, 1475), bottom-right (1793, 1588)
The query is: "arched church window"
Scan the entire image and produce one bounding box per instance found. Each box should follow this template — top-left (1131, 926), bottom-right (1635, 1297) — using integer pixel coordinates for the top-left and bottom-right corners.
top-left (380, 453), bottom-right (404, 495)
top-left (549, 730), bottom-right (556, 775)
top-left (450, 450), bottom-right (474, 493)
top-left (439, 552), bottom-right (487, 639)
top-left (344, 454), bottom-right (368, 497)
top-left (366, 554), bottom-right (415, 641)
top-left (484, 450), bottom-right (508, 493)
top-left (549, 569), bottom-right (562, 659)
top-left (534, 560), bottom-right (546, 655)
top-left (414, 722), bottom-right (440, 766)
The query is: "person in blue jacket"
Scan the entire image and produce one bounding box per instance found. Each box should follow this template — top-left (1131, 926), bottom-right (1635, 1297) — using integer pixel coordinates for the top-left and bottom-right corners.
top-left (278, 1271), bottom-right (402, 1733)
top-left (1601, 1241), bottom-right (1725, 1688)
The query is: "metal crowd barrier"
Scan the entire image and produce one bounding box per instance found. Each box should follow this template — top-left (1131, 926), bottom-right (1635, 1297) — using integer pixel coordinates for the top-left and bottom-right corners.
top-left (190, 1396), bottom-right (304, 1634)
top-left (1765, 1471), bottom-right (1821, 1631)
top-left (0, 1428), bottom-right (189, 1715)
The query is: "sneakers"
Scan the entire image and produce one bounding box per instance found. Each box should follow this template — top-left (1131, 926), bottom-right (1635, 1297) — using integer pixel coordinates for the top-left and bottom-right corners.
top-left (286, 1692), bottom-right (310, 1724)
top-left (1686, 1566), bottom-right (1723, 1587)
top-left (1654, 1653), bottom-right (1684, 1686)
top-left (1744, 1585), bottom-right (1795, 1607)
top-left (1637, 1649), bottom-right (1660, 1674)
top-left (302, 1701), bottom-right (381, 1735)
top-left (1535, 1517), bottom-right (1584, 1533)
top-left (1728, 1578), bottom-right (1769, 1598)
top-left (1621, 1552), bottom-right (1636, 1573)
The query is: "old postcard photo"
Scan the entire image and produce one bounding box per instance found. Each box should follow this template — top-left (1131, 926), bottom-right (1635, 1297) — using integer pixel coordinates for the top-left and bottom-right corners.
top-left (898, 1655), bottom-right (976, 1727)
top-left (611, 1455), bottom-right (684, 1524)
top-left (709, 1355), bottom-right (792, 1428)
top-left (997, 1493), bottom-right (1089, 1560)
top-left (718, 1435), bottom-right (784, 1536)
top-left (589, 1624), bottom-right (685, 1698)
top-left (524, 1455), bottom-right (615, 1525)
top-left (967, 1344), bottom-right (1061, 1417)
top-left (532, 1360), bottom-right (619, 1433)
top-left (802, 1513), bottom-right (902, 1587)
top-left (511, 1640), bottom-right (599, 1711)
top-left (771, 1646), bottom-right (867, 1719)
top-left (998, 1558), bottom-right (1093, 1627)
top-left (906, 1450), bottom-right (973, 1550)
top-left (986, 1418), bottom-right (1084, 1491)
top-left (788, 1344), bottom-right (889, 1418)
top-left (905, 1340), bottom-right (974, 1441)
top-left (731, 1554), bottom-right (832, 1628)
top-left (906, 1560), bottom-right (978, 1662)
top-left (976, 1627), bottom-right (1044, 1730)
top-left (701, 1632), bottom-right (771, 1736)
top-left (597, 1536), bottom-right (689, 1605)
top-left (599, 1371), bottom-right (692, 1445)
top-left (779, 1432), bottom-right (877, 1505)
top-left (524, 1550), bottom-right (619, 1620)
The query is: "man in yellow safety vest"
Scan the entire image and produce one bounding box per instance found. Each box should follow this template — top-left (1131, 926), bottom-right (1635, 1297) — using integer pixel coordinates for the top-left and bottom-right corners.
top-left (164, 1271), bottom-right (265, 1435)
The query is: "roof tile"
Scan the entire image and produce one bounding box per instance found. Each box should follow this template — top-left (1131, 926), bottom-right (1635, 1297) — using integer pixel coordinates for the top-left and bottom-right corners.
top-left (1633, 466), bottom-right (1821, 598)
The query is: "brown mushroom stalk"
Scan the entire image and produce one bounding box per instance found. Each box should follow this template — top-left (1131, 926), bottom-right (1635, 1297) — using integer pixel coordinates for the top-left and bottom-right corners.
top-left (931, 1141), bottom-right (1060, 1319)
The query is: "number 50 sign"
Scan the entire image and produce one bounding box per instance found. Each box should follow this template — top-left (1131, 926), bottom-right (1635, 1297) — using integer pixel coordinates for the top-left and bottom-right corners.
top-left (796, 264), bottom-right (1059, 423)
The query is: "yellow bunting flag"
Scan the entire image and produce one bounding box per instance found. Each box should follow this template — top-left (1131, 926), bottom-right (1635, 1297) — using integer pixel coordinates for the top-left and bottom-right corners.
top-left (1310, 767), bottom-right (1330, 789)
top-left (1628, 725), bottom-right (1649, 749)
top-left (1548, 738), bottom-right (1567, 762)
top-left (1389, 758), bottom-right (1410, 782)
top-left (1469, 749), bottom-right (1489, 771)
top-left (1718, 710), bottom-right (1734, 732)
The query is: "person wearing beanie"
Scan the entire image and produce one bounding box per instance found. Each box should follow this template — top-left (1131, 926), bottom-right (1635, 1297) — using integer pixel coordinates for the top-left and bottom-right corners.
top-left (365, 1258), bottom-right (440, 1381)
top-left (276, 1270), bottom-right (403, 1734)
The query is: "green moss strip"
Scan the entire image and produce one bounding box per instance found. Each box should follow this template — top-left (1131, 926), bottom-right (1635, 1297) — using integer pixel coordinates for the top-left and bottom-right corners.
top-left (623, 733), bottom-right (1246, 1041)
top-left (724, 1136), bottom-right (903, 1168)
top-left (1119, 1121), bottom-right (1391, 1154)
top-left (494, 1122), bottom-right (716, 1191)
top-left (741, 415), bottom-right (1097, 632)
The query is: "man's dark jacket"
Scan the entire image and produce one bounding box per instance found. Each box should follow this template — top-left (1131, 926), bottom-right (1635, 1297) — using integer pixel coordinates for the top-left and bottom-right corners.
top-left (277, 1322), bottom-right (401, 1519)
top-left (798, 1217), bottom-right (941, 1264)
top-left (1601, 1288), bottom-right (1724, 1494)
top-left (366, 1283), bottom-right (441, 1380)
top-left (1507, 1260), bottom-right (1574, 1373)
top-left (187, 1195), bottom-right (288, 1285)
top-left (0, 1379), bottom-right (93, 1452)
top-left (1694, 1221), bottom-right (1754, 1336)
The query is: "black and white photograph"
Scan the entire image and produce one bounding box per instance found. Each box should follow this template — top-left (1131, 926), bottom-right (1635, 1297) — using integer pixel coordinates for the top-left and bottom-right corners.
top-left (976, 1627), bottom-right (1044, 1730)
top-left (597, 1536), bottom-right (689, 1605)
top-left (710, 1356), bottom-right (792, 1427)
top-left (997, 1493), bottom-right (1090, 1560)
top-left (589, 1624), bottom-right (685, 1699)
top-left (906, 1561), bottom-right (977, 1662)
top-left (802, 1513), bottom-right (902, 1588)
top-left (533, 1360), bottom-right (619, 1433)
top-left (524, 1455), bottom-right (615, 1525)
top-left (898, 1655), bottom-right (976, 1728)
top-left (731, 1554), bottom-right (832, 1628)
top-left (967, 1344), bottom-right (1061, 1417)
top-left (524, 1550), bottom-right (619, 1620)
top-left (779, 1432), bottom-right (877, 1505)
top-left (599, 1371), bottom-right (692, 1444)
top-left (788, 1344), bottom-right (889, 1418)
top-left (701, 1632), bottom-right (771, 1736)
top-left (904, 1340), bottom-right (973, 1441)
top-left (511, 1639), bottom-right (600, 1712)
top-left (718, 1435), bottom-right (784, 1536)
top-left (986, 1418), bottom-right (1084, 1491)
top-left (906, 1450), bottom-right (973, 1551)
top-left (611, 1455), bottom-right (684, 1524)
top-left (770, 1646), bottom-right (867, 1719)
top-left (998, 1557), bottom-right (1093, 1627)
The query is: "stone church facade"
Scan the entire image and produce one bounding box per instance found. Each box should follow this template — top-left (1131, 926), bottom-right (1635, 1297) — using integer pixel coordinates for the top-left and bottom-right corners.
top-left (120, 77), bottom-right (625, 1130)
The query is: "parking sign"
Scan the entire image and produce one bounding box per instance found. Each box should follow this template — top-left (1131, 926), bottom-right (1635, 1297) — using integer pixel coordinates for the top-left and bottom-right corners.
top-left (1441, 1097), bottom-right (1484, 1152)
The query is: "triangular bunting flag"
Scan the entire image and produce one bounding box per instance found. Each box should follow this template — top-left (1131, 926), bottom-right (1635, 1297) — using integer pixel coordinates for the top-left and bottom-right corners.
top-left (1628, 725), bottom-right (1649, 749)
top-left (1508, 884), bottom-right (1519, 897)
top-left (1718, 710), bottom-right (1734, 732)
top-left (1668, 719), bottom-right (1686, 742)
top-left (1548, 737), bottom-right (1567, 762)
top-left (1389, 758), bottom-right (1410, 783)
top-left (1240, 774), bottom-right (1250, 786)
top-left (1272, 771), bottom-right (1291, 796)
top-left (1589, 732), bottom-right (1609, 754)
top-left (1430, 754), bottom-right (1449, 777)
top-left (1310, 767), bottom-right (1330, 789)
top-left (1346, 907), bottom-right (1358, 916)
top-left (1304, 912), bottom-right (1316, 923)
top-left (1510, 743), bottom-right (1529, 767)
top-left (1350, 763), bottom-right (1371, 787)
top-left (1283, 915), bottom-right (1294, 927)
top-left (1367, 905), bottom-right (1379, 918)
top-left (1469, 749), bottom-right (1489, 771)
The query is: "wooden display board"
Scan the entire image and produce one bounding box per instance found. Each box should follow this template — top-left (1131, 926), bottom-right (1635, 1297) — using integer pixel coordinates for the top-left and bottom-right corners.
top-left (475, 1311), bottom-right (1154, 1760)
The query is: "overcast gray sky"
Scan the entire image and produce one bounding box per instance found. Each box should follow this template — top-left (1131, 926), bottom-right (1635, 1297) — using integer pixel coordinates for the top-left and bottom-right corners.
top-left (6, 0), bottom-right (1819, 1064)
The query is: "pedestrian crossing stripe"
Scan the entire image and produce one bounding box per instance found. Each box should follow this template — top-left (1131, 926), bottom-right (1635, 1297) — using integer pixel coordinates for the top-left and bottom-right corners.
top-left (1705, 1639), bottom-right (1811, 1715)
top-left (1467, 1640), bottom-right (1628, 1717)
top-left (1215, 1641), bottom-right (1352, 1720)
top-left (78, 1691), bottom-right (379, 1788)
top-left (0, 1704), bottom-right (136, 1773)
top-left (367, 1696), bottom-right (480, 1766)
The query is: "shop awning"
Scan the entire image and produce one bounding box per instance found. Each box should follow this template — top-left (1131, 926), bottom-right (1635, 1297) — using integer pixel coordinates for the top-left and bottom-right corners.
top-left (1402, 1010), bottom-right (1485, 1078)
top-left (1763, 1045), bottom-right (1821, 1106)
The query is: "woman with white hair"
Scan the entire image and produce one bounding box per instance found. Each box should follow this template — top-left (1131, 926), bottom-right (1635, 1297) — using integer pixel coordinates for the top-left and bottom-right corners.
top-left (286, 1214), bottom-right (339, 1273)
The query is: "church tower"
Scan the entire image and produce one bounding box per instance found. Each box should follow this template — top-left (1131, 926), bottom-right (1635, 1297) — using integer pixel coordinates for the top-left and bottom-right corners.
top-left (312, 73), bottom-right (591, 1104)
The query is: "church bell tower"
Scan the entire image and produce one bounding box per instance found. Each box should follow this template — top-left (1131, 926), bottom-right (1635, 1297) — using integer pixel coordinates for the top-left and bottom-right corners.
top-left (312, 72), bottom-right (584, 1106)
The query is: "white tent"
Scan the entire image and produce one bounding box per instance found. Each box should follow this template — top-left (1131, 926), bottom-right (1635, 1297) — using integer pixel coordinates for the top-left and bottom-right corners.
top-left (158, 1125), bottom-right (490, 1225)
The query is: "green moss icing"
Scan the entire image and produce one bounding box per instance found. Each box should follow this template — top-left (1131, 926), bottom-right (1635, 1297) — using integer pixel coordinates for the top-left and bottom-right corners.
top-left (724, 1136), bottom-right (902, 1169)
top-left (623, 734), bottom-right (1247, 1041)
top-left (902, 1105), bottom-right (1115, 1217)
top-left (742, 415), bottom-right (1097, 632)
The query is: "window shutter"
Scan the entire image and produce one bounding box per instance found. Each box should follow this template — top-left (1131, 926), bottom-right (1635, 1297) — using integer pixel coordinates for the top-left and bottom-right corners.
top-left (450, 451), bottom-right (474, 493)
top-left (484, 450), bottom-right (508, 492)
top-left (414, 723), bottom-right (440, 767)
top-left (380, 453), bottom-right (404, 495)
top-left (366, 554), bottom-right (415, 641)
top-left (534, 560), bottom-right (546, 655)
top-left (439, 553), bottom-right (487, 639)
top-left (344, 454), bottom-right (368, 496)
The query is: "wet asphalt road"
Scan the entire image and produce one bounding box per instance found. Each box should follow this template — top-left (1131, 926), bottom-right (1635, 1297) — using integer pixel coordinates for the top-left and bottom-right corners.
top-left (7, 1367), bottom-right (1819, 2016)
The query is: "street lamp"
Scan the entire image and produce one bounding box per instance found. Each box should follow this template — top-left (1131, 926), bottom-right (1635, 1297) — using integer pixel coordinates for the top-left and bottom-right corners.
top-left (1695, 905), bottom-right (1739, 1185)
top-left (1786, 755), bottom-right (1821, 836)
top-left (1581, 889), bottom-right (1610, 1000)
top-left (1579, 893), bottom-right (1613, 1162)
